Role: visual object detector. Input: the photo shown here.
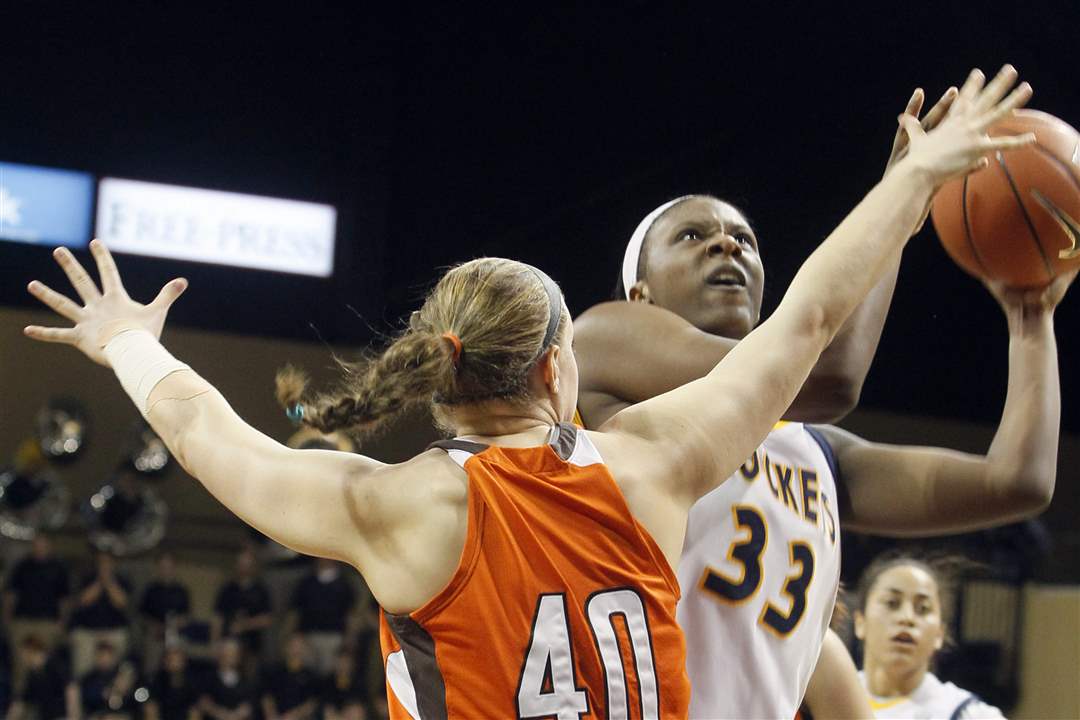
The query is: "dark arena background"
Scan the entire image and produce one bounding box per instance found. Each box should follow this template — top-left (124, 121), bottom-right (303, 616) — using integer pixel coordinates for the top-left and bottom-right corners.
top-left (1, 3), bottom-right (1078, 718)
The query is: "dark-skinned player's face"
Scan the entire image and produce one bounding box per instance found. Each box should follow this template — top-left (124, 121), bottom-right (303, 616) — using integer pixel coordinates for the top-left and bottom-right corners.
top-left (631, 197), bottom-right (764, 338)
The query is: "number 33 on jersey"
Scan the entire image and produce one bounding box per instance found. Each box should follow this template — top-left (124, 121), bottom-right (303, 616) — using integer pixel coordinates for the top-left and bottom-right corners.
top-left (677, 422), bottom-right (843, 720)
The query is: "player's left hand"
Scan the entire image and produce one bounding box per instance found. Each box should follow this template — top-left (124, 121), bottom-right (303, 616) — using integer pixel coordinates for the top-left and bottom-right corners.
top-left (885, 86), bottom-right (958, 176)
top-left (884, 85), bottom-right (958, 232)
top-left (23, 239), bottom-right (187, 367)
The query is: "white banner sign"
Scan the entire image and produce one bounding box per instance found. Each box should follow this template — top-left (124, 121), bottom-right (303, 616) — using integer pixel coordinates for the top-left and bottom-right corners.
top-left (96, 178), bottom-right (337, 277)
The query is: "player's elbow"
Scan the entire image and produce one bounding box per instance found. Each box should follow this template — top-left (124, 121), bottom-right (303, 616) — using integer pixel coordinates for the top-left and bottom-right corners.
top-left (1011, 476), bottom-right (1055, 516)
top-left (789, 374), bottom-right (863, 424)
top-left (997, 466), bottom-right (1056, 517)
top-left (821, 376), bottom-right (862, 420)
top-left (790, 301), bottom-right (837, 356)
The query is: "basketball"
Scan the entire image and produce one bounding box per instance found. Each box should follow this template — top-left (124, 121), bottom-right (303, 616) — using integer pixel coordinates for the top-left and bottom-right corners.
top-left (931, 109), bottom-right (1080, 288)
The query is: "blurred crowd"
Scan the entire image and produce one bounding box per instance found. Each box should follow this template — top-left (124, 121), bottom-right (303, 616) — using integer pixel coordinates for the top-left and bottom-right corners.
top-left (0, 537), bottom-right (386, 720)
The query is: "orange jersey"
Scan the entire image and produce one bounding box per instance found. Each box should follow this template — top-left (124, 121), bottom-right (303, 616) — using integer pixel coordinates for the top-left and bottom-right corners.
top-left (379, 422), bottom-right (689, 719)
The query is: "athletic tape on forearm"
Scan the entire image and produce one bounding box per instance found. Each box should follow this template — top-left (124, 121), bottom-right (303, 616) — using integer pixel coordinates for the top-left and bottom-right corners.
top-left (103, 329), bottom-right (191, 417)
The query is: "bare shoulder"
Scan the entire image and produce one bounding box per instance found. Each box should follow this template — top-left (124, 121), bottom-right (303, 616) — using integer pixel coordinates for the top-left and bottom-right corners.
top-left (361, 448), bottom-right (468, 517)
top-left (350, 448), bottom-right (471, 612)
top-left (573, 299), bottom-right (631, 328)
top-left (585, 425), bottom-right (670, 495)
top-left (574, 300), bottom-right (688, 339)
top-left (573, 301), bottom-right (699, 398)
top-left (572, 302), bottom-right (627, 370)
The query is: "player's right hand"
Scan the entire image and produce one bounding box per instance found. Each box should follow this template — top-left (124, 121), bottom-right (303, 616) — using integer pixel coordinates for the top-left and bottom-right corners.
top-left (897, 64), bottom-right (1035, 186)
top-left (23, 239), bottom-right (187, 367)
top-left (984, 267), bottom-right (1079, 318)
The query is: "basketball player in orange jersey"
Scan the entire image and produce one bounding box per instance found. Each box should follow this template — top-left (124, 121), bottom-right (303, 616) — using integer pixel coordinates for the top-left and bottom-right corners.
top-left (23, 71), bottom-right (1030, 718)
top-left (573, 65), bottom-right (1072, 720)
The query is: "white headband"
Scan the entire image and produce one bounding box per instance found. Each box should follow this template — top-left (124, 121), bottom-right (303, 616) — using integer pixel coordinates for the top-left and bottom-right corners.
top-left (621, 196), bottom-right (693, 299)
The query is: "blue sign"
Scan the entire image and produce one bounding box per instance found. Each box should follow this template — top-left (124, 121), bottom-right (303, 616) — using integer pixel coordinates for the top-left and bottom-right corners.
top-left (0, 161), bottom-right (94, 248)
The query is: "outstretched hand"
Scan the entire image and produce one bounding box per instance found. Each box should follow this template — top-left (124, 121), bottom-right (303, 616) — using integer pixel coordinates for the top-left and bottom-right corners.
top-left (23, 240), bottom-right (187, 367)
top-left (898, 64), bottom-right (1035, 186)
top-left (884, 84), bottom-right (959, 233)
top-left (884, 85), bottom-right (958, 177)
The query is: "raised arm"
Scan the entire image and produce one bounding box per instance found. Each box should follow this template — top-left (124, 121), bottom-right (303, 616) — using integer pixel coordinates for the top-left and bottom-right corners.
top-left (602, 66), bottom-right (1034, 506)
top-left (815, 269), bottom-right (1074, 537)
top-left (22, 242), bottom-right (389, 569)
top-left (577, 87), bottom-right (958, 427)
top-left (813, 85), bottom-right (960, 417)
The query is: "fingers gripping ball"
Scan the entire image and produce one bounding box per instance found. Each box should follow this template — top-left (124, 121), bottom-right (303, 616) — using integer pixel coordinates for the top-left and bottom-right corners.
top-left (931, 109), bottom-right (1080, 288)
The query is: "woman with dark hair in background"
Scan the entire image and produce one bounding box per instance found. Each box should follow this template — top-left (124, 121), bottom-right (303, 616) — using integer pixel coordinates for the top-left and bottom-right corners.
top-left (22, 75), bottom-right (1027, 716)
top-left (854, 554), bottom-right (1004, 719)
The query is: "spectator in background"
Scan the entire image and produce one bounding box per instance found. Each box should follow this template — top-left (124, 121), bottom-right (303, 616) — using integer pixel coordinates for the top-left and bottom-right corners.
top-left (320, 649), bottom-right (366, 720)
top-left (66, 640), bottom-right (137, 720)
top-left (138, 552), bottom-right (191, 675)
top-left (212, 548), bottom-right (271, 673)
top-left (100, 469), bottom-right (144, 536)
top-left (5, 635), bottom-right (69, 720)
top-left (260, 634), bottom-right (318, 720)
top-left (369, 696), bottom-right (388, 720)
top-left (145, 645), bottom-right (199, 720)
top-left (0, 654), bottom-right (9, 720)
top-left (3, 534), bottom-right (70, 694)
top-left (287, 559), bottom-right (355, 676)
top-left (199, 638), bottom-right (255, 720)
top-left (69, 551), bottom-right (131, 679)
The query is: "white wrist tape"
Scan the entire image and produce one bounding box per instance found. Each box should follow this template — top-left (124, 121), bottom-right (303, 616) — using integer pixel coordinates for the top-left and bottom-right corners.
top-left (103, 330), bottom-right (191, 417)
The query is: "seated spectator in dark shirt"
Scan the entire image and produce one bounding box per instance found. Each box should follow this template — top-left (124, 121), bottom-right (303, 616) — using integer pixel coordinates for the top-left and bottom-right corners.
top-left (199, 638), bottom-right (256, 720)
top-left (5, 634), bottom-right (69, 720)
top-left (69, 551), bottom-right (131, 679)
top-left (261, 634), bottom-right (319, 720)
top-left (145, 645), bottom-right (200, 720)
top-left (138, 552), bottom-right (191, 675)
top-left (212, 549), bottom-right (271, 663)
top-left (288, 558), bottom-right (356, 675)
top-left (68, 640), bottom-right (137, 720)
top-left (98, 470), bottom-right (144, 536)
top-left (321, 649), bottom-right (367, 720)
top-left (3, 534), bottom-right (70, 693)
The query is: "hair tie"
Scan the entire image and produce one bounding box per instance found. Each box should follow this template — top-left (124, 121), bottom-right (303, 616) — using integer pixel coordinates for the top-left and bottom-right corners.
top-left (285, 402), bottom-right (305, 425)
top-left (441, 331), bottom-right (463, 366)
